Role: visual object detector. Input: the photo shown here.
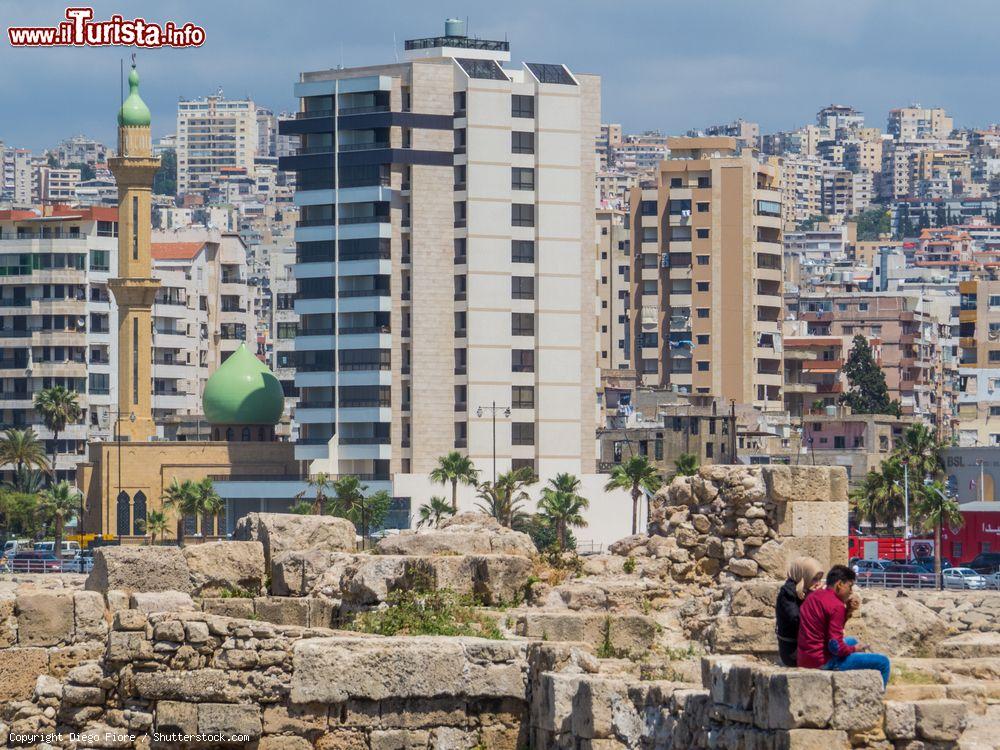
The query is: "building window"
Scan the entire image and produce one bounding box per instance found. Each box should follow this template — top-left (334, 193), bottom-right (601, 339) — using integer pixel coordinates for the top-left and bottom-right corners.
top-left (512, 131), bottom-right (534, 154)
top-left (512, 349), bottom-right (534, 372)
top-left (697, 202), bottom-right (709, 212)
top-left (512, 240), bottom-right (535, 263)
top-left (277, 322), bottom-right (298, 339)
top-left (669, 177), bottom-right (682, 188)
top-left (512, 385), bottom-right (535, 409)
top-left (668, 199), bottom-right (691, 215)
top-left (697, 308), bottom-right (710, 318)
top-left (697, 255), bottom-right (709, 265)
top-left (697, 176), bottom-right (711, 188)
top-left (697, 361), bottom-right (709, 371)
top-left (696, 281), bottom-right (709, 292)
top-left (512, 167), bottom-right (535, 191)
top-left (696, 228), bottom-right (709, 239)
top-left (512, 95), bottom-right (535, 118)
top-left (512, 204), bottom-right (535, 227)
top-left (512, 276), bottom-right (535, 300)
top-left (696, 334), bottom-right (709, 345)
top-left (640, 200), bottom-right (657, 216)
top-left (512, 458), bottom-right (536, 473)
top-left (512, 422), bottom-right (535, 445)
top-left (511, 313), bottom-right (534, 336)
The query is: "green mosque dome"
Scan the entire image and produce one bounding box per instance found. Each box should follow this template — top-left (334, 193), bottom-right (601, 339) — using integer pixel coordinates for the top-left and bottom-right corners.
top-left (203, 344), bottom-right (284, 425)
top-left (118, 65), bottom-right (151, 127)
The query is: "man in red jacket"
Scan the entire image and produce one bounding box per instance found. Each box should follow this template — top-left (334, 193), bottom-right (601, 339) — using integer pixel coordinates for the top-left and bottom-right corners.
top-left (797, 564), bottom-right (890, 687)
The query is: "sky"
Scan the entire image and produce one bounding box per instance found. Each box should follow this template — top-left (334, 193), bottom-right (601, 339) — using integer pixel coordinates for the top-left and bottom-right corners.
top-left (2, 0), bottom-right (999, 151)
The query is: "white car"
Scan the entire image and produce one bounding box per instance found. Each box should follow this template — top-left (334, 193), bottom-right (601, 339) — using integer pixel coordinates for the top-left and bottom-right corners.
top-left (942, 567), bottom-right (987, 590)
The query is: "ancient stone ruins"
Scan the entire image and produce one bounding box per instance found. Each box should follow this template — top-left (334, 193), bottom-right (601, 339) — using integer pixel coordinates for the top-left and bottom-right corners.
top-left (0, 466), bottom-right (997, 748)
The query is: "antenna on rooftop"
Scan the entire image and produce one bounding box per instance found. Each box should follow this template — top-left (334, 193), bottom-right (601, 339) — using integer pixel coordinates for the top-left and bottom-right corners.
top-left (393, 32), bottom-right (398, 63)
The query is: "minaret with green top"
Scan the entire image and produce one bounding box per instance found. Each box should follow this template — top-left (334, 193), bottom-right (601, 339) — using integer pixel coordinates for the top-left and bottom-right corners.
top-left (108, 61), bottom-right (160, 442)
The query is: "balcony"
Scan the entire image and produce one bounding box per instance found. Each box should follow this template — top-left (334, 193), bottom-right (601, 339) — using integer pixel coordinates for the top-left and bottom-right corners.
top-left (339, 142), bottom-right (390, 153)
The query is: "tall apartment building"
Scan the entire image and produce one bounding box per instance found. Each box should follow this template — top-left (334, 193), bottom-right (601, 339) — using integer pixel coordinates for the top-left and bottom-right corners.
top-left (596, 208), bottom-right (630, 372)
top-left (278, 21), bottom-right (600, 493)
top-left (776, 154), bottom-right (823, 229)
top-left (268, 246), bottom-right (299, 440)
top-left (843, 136), bottom-right (883, 175)
top-left (34, 167), bottom-right (81, 204)
top-left (693, 119), bottom-right (760, 150)
top-left (627, 137), bottom-right (784, 410)
top-left (888, 106), bottom-right (953, 142)
top-left (816, 105), bottom-right (864, 137)
top-left (821, 169), bottom-right (873, 218)
top-left (1, 145), bottom-right (32, 206)
top-left (176, 93), bottom-right (258, 198)
top-left (957, 279), bottom-right (1000, 446)
top-left (597, 123), bottom-right (623, 168)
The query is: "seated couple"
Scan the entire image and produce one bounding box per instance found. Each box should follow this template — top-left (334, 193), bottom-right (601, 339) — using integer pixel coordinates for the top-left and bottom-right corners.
top-left (775, 558), bottom-right (890, 687)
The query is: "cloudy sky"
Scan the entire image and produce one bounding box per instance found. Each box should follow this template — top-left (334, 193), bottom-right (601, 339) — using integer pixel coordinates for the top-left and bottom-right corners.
top-left (1, 0), bottom-right (997, 151)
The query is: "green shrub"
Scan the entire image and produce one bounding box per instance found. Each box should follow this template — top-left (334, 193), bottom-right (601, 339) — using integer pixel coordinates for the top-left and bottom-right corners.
top-left (219, 585), bottom-right (255, 599)
top-left (623, 556), bottom-right (636, 574)
top-left (348, 588), bottom-right (504, 639)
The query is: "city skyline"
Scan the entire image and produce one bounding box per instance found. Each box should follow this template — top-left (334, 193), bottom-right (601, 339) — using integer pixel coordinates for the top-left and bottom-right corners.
top-left (3, 0), bottom-right (1000, 150)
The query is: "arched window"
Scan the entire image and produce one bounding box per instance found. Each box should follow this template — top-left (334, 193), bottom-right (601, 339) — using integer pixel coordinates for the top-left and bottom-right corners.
top-left (225, 427), bottom-right (234, 441)
top-left (116, 491), bottom-right (130, 537)
top-left (258, 427), bottom-right (266, 442)
top-left (132, 491), bottom-right (147, 536)
top-left (213, 428), bottom-right (220, 440)
top-left (241, 427), bottom-right (251, 442)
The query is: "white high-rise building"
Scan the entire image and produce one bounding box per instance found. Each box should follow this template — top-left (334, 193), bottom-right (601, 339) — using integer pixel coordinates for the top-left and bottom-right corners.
top-left (176, 93), bottom-right (258, 198)
top-left (279, 19), bottom-right (601, 507)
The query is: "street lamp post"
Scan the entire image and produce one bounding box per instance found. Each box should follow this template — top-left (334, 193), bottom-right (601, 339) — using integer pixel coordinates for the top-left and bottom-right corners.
top-left (476, 401), bottom-right (510, 484)
top-left (901, 457), bottom-right (910, 560)
top-left (976, 459), bottom-right (985, 503)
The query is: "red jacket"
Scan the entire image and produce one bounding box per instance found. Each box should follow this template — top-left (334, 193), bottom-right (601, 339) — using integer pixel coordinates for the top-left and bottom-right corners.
top-left (796, 587), bottom-right (856, 668)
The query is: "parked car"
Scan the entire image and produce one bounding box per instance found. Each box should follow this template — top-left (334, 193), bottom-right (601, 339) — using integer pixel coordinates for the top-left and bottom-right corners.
top-left (2, 539), bottom-right (31, 557)
top-left (942, 567), bottom-right (988, 590)
top-left (10, 551), bottom-right (62, 573)
top-left (911, 556), bottom-right (951, 573)
top-left (854, 559), bottom-right (893, 584)
top-left (967, 552), bottom-right (1000, 575)
top-left (33, 541), bottom-right (81, 559)
top-left (881, 564), bottom-right (937, 588)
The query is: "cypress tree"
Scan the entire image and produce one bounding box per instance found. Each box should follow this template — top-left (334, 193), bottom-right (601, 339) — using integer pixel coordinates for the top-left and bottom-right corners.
top-left (841, 334), bottom-right (901, 416)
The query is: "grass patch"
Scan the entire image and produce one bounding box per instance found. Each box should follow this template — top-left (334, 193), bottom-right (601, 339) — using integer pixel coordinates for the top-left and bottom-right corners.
top-left (348, 588), bottom-right (504, 639)
top-left (623, 556), bottom-right (637, 574)
top-left (219, 585), bottom-right (256, 599)
top-left (891, 664), bottom-right (938, 686)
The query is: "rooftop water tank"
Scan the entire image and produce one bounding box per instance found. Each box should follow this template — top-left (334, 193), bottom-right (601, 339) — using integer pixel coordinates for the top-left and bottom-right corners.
top-left (445, 18), bottom-right (466, 37)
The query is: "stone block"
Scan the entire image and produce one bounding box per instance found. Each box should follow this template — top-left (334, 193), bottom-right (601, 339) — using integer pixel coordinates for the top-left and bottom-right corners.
top-left (914, 699), bottom-right (966, 741)
top-left (379, 697), bottom-right (467, 729)
top-left (262, 703), bottom-right (328, 735)
top-left (0, 647), bottom-right (49, 701)
top-left (291, 636), bottom-right (524, 704)
top-left (316, 730), bottom-right (368, 750)
top-left (135, 668), bottom-right (251, 702)
top-left (883, 701), bottom-right (916, 740)
top-left (197, 702), bottom-right (262, 739)
top-left (233, 512), bottom-right (356, 567)
top-left (376, 511), bottom-right (536, 557)
top-left (728, 582), bottom-right (779, 617)
top-left (113, 609), bottom-right (147, 631)
top-left (255, 596), bottom-right (310, 626)
top-left (129, 590), bottom-right (196, 614)
top-left (709, 616), bottom-right (776, 654)
top-left (16, 591), bottom-right (75, 646)
top-left (764, 466), bottom-right (846, 504)
top-left (0, 591), bottom-right (16, 647)
top-left (183, 540), bottom-right (266, 597)
top-left (271, 549), bottom-right (333, 596)
top-left (782, 502), bottom-right (849, 538)
top-left (259, 738), bottom-right (314, 750)
top-left (775, 729), bottom-right (850, 749)
top-left (48, 641), bottom-right (104, 678)
top-left (368, 729), bottom-right (430, 750)
top-left (73, 590), bottom-right (109, 642)
top-left (308, 597), bottom-right (337, 629)
top-left (830, 670), bottom-right (884, 731)
top-left (201, 597), bottom-right (255, 619)
top-left (514, 611), bottom-right (657, 656)
top-left (756, 670), bottom-right (833, 730)
top-left (85, 545), bottom-right (191, 594)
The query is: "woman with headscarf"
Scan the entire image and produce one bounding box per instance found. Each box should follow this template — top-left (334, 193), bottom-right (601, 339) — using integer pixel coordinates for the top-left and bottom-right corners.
top-left (775, 556), bottom-right (824, 667)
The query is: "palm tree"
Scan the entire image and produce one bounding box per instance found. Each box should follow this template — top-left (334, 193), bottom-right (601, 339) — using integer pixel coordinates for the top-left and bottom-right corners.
top-left (0, 428), bottom-right (49, 476)
top-left (672, 452), bottom-right (699, 479)
top-left (604, 455), bottom-right (662, 535)
top-left (196, 478), bottom-right (223, 537)
top-left (852, 459), bottom-right (905, 534)
top-left (6, 466), bottom-right (45, 494)
top-left (294, 472), bottom-right (334, 515)
top-left (33, 386), bottom-right (81, 481)
top-left (476, 466), bottom-right (536, 529)
top-left (162, 478), bottom-right (199, 546)
top-left (538, 473), bottom-right (589, 549)
top-left (329, 476), bottom-right (391, 542)
top-left (417, 496), bottom-right (455, 528)
top-left (39, 481), bottom-right (79, 562)
top-left (143, 510), bottom-right (168, 545)
top-left (897, 424), bottom-right (945, 482)
top-left (430, 451), bottom-right (480, 512)
top-left (915, 480), bottom-right (962, 588)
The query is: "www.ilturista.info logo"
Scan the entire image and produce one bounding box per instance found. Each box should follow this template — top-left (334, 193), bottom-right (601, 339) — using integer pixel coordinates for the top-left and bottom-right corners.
top-left (8, 7), bottom-right (205, 48)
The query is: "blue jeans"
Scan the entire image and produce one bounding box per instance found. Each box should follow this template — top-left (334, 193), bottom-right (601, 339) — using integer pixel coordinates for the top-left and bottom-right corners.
top-left (823, 637), bottom-right (891, 687)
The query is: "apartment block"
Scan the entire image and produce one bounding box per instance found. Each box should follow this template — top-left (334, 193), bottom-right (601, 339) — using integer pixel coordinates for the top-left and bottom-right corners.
top-left (34, 166), bottom-right (81, 204)
top-left (888, 105), bottom-right (954, 142)
top-left (843, 136), bottom-right (883, 175)
top-left (693, 119), bottom-right (760, 150)
top-left (596, 208), bottom-right (630, 371)
top-left (776, 154), bottom-right (823, 229)
top-left (791, 292), bottom-right (944, 424)
top-left (821, 169), bottom-right (873, 217)
top-left (1, 145), bottom-right (32, 206)
top-left (278, 21), bottom-right (600, 492)
top-left (51, 136), bottom-right (109, 169)
top-left (628, 137), bottom-right (783, 410)
top-left (957, 279), bottom-right (1000, 446)
top-left (176, 93), bottom-right (259, 197)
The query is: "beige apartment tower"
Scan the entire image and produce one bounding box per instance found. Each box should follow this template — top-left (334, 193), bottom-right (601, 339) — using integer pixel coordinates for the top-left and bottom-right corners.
top-left (629, 137), bottom-right (783, 410)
